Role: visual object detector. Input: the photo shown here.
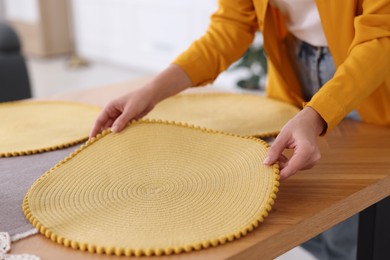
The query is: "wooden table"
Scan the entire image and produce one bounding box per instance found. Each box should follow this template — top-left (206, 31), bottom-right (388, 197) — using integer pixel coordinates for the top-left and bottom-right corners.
top-left (10, 78), bottom-right (390, 260)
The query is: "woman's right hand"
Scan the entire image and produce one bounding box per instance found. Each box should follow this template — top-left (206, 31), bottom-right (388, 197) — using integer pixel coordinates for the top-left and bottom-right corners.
top-left (89, 85), bottom-right (157, 138)
top-left (89, 64), bottom-right (193, 138)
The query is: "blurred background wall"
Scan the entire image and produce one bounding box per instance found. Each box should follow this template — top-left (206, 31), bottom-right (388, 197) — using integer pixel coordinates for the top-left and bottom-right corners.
top-left (1, 0), bottom-right (215, 70)
top-left (0, 0), bottom-right (225, 98)
top-left (0, 0), bottom-right (265, 98)
top-left (71, 0), bottom-right (216, 72)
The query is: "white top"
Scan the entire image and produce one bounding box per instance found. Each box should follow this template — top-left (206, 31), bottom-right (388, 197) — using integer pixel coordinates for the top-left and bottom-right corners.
top-left (269, 0), bottom-right (328, 46)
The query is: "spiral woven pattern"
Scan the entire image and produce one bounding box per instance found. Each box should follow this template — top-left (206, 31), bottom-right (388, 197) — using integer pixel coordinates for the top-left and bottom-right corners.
top-left (23, 120), bottom-right (279, 256)
top-left (0, 101), bottom-right (100, 157)
top-left (146, 93), bottom-right (300, 137)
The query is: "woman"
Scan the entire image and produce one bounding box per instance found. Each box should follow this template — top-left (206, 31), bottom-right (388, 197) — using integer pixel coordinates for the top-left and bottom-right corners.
top-left (90, 0), bottom-right (390, 179)
top-left (90, 1), bottom-right (390, 258)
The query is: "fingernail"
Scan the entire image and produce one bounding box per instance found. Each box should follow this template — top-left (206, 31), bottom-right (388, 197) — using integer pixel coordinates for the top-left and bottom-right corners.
top-left (112, 125), bottom-right (118, 133)
top-left (263, 156), bottom-right (270, 165)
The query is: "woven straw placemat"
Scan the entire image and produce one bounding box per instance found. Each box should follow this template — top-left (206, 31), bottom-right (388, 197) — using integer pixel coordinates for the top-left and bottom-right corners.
top-left (0, 101), bottom-right (100, 157)
top-left (145, 93), bottom-right (300, 138)
top-left (23, 120), bottom-right (279, 256)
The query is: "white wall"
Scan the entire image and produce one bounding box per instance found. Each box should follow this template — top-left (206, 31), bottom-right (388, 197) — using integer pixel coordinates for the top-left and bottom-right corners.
top-left (3, 0), bottom-right (39, 23)
top-left (71, 0), bottom-right (217, 72)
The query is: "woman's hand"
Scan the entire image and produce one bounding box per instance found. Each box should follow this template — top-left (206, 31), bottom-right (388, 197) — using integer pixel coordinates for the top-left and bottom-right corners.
top-left (89, 64), bottom-right (192, 138)
top-left (89, 86), bottom-right (156, 138)
top-left (264, 107), bottom-right (327, 180)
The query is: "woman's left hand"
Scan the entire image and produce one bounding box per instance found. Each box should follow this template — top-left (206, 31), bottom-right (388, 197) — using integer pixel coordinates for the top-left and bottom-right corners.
top-left (263, 107), bottom-right (327, 180)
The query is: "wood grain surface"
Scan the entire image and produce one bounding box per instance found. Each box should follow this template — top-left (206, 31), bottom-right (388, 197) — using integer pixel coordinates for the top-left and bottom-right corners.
top-left (10, 78), bottom-right (390, 259)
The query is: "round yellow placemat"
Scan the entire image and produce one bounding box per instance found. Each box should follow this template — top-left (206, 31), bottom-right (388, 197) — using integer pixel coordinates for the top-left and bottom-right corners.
top-left (23, 120), bottom-right (279, 256)
top-left (0, 101), bottom-right (100, 157)
top-left (145, 93), bottom-right (300, 138)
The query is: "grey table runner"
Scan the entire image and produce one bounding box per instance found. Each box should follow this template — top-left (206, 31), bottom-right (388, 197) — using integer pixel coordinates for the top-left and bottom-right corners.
top-left (0, 145), bottom-right (80, 240)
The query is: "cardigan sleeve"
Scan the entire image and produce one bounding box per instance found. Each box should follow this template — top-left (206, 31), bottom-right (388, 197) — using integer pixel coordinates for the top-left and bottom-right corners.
top-left (306, 0), bottom-right (390, 131)
top-left (172, 0), bottom-right (258, 86)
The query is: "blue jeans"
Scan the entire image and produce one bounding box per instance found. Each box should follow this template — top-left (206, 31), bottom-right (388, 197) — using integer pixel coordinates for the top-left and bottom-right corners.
top-left (287, 34), bottom-right (359, 260)
top-left (287, 34), bottom-right (361, 120)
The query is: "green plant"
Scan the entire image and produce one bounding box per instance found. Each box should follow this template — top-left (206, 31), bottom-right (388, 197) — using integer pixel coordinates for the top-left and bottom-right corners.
top-left (233, 42), bottom-right (267, 90)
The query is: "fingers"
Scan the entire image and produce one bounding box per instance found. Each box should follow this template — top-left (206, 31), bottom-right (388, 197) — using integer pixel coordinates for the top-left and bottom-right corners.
top-left (111, 108), bottom-right (137, 133)
top-left (89, 123), bottom-right (100, 139)
top-left (277, 154), bottom-right (289, 169)
top-left (279, 145), bottom-right (321, 180)
top-left (262, 108), bottom-right (325, 180)
top-left (264, 132), bottom-right (289, 165)
top-left (90, 103), bottom-right (150, 137)
top-left (278, 154), bottom-right (288, 163)
top-left (133, 109), bottom-right (149, 120)
top-left (102, 118), bottom-right (115, 130)
top-left (89, 111), bottom-right (111, 138)
top-left (89, 102), bottom-right (121, 138)
top-left (89, 86), bottom-right (158, 138)
top-left (279, 152), bottom-right (307, 180)
top-left (111, 104), bottom-right (155, 132)
top-left (263, 132), bottom-right (321, 181)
